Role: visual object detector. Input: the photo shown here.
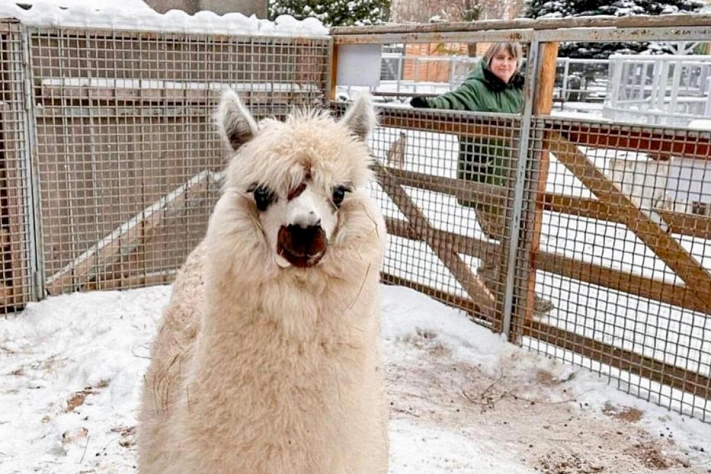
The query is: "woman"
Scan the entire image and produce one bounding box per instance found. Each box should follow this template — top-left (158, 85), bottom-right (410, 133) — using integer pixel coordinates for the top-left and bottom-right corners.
top-left (411, 42), bottom-right (553, 314)
top-left (410, 42), bottom-right (524, 237)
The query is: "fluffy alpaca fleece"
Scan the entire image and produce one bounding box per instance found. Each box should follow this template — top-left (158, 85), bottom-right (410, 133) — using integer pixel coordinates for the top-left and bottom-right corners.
top-left (138, 90), bottom-right (389, 474)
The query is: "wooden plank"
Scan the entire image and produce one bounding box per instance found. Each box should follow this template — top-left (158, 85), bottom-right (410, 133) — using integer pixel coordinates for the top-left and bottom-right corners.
top-left (387, 168), bottom-right (507, 203)
top-left (546, 131), bottom-right (711, 313)
top-left (45, 171), bottom-right (218, 295)
top-left (331, 14), bottom-right (711, 36)
top-left (83, 270), bottom-right (177, 292)
top-left (378, 108), bottom-right (518, 140)
top-left (543, 193), bottom-right (711, 240)
top-left (385, 216), bottom-right (499, 260)
top-left (333, 30), bottom-right (534, 46)
top-left (523, 42), bottom-right (559, 330)
top-left (387, 215), bottom-right (710, 316)
top-left (381, 166), bottom-right (711, 241)
top-left (523, 320), bottom-right (711, 400)
top-left (374, 163), bottom-right (498, 322)
top-left (558, 123), bottom-right (711, 162)
top-left (538, 251), bottom-right (710, 316)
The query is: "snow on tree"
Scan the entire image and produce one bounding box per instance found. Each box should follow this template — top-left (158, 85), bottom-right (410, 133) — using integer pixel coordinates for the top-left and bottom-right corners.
top-left (268, 0), bottom-right (390, 26)
top-left (523, 0), bottom-right (705, 58)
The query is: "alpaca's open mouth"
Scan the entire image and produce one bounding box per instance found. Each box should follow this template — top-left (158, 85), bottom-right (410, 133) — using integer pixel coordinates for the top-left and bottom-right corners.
top-left (277, 243), bottom-right (326, 268)
top-left (277, 225), bottom-right (327, 268)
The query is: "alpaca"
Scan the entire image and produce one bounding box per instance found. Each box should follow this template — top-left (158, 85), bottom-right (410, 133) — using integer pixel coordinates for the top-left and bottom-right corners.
top-left (138, 90), bottom-right (389, 474)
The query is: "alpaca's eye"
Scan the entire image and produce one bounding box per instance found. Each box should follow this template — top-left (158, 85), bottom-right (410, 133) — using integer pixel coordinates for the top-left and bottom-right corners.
top-left (251, 185), bottom-right (276, 212)
top-left (331, 185), bottom-right (351, 208)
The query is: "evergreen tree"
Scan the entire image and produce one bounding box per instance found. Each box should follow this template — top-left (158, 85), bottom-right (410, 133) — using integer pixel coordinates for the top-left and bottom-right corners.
top-left (269, 0), bottom-right (390, 27)
top-left (523, 0), bottom-right (704, 58)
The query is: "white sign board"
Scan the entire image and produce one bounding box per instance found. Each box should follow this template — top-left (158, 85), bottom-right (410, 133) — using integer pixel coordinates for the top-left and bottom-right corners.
top-left (336, 44), bottom-right (382, 87)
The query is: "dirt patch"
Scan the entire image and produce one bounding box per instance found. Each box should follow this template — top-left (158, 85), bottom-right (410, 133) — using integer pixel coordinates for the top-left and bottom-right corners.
top-left (400, 328), bottom-right (452, 358)
top-left (624, 442), bottom-right (685, 470)
top-left (536, 369), bottom-right (562, 387)
top-left (111, 425), bottom-right (137, 448)
top-left (536, 452), bottom-right (605, 473)
top-left (65, 380), bottom-right (110, 412)
top-left (603, 403), bottom-right (644, 423)
top-left (386, 335), bottom-right (711, 474)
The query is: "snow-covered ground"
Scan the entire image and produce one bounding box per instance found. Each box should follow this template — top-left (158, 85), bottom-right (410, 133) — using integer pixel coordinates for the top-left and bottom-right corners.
top-left (2, 285), bottom-right (711, 474)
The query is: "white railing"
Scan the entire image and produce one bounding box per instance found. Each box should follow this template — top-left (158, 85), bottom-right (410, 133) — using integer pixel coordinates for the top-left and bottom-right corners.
top-left (604, 54), bottom-right (711, 126)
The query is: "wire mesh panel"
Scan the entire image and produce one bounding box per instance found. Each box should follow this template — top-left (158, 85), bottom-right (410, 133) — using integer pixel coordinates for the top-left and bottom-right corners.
top-left (330, 19), bottom-right (711, 423)
top-left (513, 116), bottom-right (711, 421)
top-left (28, 27), bottom-right (330, 295)
top-left (359, 105), bottom-right (524, 331)
top-left (0, 21), bottom-right (34, 314)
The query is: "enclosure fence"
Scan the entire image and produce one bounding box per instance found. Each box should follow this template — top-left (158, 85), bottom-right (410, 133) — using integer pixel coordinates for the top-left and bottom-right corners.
top-left (333, 15), bottom-right (711, 422)
top-left (1, 15), bottom-right (711, 423)
top-left (0, 19), bottom-right (330, 306)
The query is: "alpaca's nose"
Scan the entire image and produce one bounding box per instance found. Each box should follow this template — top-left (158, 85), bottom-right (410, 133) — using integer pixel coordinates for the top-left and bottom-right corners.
top-left (277, 224), bottom-right (327, 268)
top-left (285, 224), bottom-right (323, 249)
top-left (290, 210), bottom-right (321, 229)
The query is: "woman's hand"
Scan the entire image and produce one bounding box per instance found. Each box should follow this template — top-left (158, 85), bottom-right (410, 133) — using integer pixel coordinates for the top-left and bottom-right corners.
top-left (410, 96), bottom-right (430, 108)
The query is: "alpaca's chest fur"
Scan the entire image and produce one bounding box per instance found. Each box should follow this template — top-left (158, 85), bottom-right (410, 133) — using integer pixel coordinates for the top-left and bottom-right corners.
top-left (166, 286), bottom-right (385, 473)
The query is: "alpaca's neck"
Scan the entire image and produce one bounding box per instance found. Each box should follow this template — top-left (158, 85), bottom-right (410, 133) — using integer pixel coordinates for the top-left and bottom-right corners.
top-left (202, 268), bottom-right (356, 345)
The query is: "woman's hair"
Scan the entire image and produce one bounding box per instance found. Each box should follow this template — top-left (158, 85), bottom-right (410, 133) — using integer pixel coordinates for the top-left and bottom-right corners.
top-left (483, 42), bottom-right (523, 70)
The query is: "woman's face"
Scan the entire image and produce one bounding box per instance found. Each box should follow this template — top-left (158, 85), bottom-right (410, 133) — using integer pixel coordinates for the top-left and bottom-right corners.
top-left (489, 50), bottom-right (518, 84)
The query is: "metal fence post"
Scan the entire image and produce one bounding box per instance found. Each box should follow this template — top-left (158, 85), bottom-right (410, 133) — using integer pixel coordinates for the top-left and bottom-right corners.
top-left (19, 25), bottom-right (45, 302)
top-left (502, 39), bottom-right (541, 340)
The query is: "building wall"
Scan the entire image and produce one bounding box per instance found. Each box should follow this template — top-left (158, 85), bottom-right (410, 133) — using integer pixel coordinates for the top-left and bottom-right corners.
top-left (402, 43), bottom-right (489, 83)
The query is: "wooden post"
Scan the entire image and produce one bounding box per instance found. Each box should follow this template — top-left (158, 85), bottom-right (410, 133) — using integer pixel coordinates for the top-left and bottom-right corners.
top-left (329, 43), bottom-right (339, 102)
top-left (524, 41), bottom-right (559, 324)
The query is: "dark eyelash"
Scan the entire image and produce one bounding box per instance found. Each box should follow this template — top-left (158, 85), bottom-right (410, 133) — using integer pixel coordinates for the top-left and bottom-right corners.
top-left (331, 185), bottom-right (352, 207)
top-left (248, 183), bottom-right (276, 211)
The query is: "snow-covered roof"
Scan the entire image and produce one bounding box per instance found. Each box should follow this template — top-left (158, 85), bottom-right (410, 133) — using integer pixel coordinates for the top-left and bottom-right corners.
top-left (0, 0), bottom-right (330, 37)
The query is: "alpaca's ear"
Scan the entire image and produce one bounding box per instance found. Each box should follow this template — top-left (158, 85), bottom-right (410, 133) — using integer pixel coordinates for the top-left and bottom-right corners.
top-left (216, 88), bottom-right (259, 151)
top-left (340, 93), bottom-right (377, 141)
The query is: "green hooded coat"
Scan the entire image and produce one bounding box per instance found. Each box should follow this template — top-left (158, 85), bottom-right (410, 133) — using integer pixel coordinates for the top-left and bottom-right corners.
top-left (424, 61), bottom-right (524, 239)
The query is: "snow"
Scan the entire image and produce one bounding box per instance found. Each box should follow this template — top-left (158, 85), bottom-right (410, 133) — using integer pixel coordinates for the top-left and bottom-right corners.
top-left (42, 78), bottom-right (320, 93)
top-left (688, 119), bottom-right (711, 131)
top-left (0, 0), bottom-right (329, 37)
top-left (3, 284), bottom-right (711, 473)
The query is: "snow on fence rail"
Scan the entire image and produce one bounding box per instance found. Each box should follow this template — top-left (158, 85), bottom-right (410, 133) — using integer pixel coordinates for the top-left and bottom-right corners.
top-left (2, 14), bottom-right (711, 423)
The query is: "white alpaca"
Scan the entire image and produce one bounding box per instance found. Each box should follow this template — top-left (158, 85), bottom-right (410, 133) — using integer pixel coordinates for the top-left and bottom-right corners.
top-left (138, 90), bottom-right (389, 474)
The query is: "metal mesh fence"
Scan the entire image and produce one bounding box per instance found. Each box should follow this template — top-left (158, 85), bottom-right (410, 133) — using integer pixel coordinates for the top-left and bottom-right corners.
top-left (331, 29), bottom-right (711, 422)
top-left (514, 117), bottom-right (711, 421)
top-left (0, 22), bottom-right (35, 314)
top-left (362, 106), bottom-right (523, 331)
top-left (25, 27), bottom-right (330, 297)
top-left (1, 16), bottom-right (710, 422)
